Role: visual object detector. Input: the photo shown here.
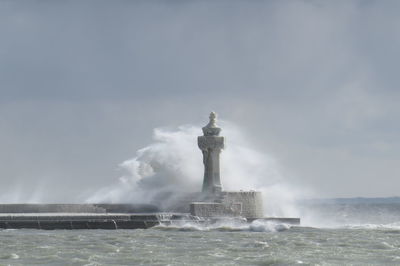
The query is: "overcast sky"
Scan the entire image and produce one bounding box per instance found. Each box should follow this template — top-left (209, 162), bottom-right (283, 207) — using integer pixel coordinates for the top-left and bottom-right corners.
top-left (0, 0), bottom-right (399, 202)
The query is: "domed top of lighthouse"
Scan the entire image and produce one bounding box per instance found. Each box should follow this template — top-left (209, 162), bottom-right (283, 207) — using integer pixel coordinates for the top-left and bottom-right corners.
top-left (202, 112), bottom-right (221, 136)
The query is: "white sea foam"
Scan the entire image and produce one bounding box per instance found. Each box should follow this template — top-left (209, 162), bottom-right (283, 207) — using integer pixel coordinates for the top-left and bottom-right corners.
top-left (155, 219), bottom-right (292, 232)
top-left (342, 222), bottom-right (400, 230)
top-left (86, 122), bottom-right (300, 217)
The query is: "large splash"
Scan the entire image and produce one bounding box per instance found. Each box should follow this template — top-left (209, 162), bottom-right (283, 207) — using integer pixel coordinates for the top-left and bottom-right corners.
top-left (86, 121), bottom-right (300, 217)
top-left (154, 219), bottom-right (291, 232)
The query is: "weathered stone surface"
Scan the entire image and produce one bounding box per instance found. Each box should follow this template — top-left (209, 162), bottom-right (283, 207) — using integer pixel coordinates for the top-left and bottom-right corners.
top-left (221, 191), bottom-right (264, 218)
top-left (0, 212), bottom-right (201, 230)
top-left (199, 112), bottom-right (224, 195)
top-left (189, 191), bottom-right (264, 219)
top-left (190, 202), bottom-right (242, 217)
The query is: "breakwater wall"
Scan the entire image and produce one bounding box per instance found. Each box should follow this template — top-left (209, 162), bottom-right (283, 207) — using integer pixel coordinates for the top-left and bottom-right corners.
top-left (0, 204), bottom-right (159, 213)
top-left (0, 204), bottom-right (300, 230)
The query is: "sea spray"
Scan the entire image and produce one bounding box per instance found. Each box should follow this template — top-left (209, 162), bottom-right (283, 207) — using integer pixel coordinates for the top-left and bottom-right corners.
top-left (86, 125), bottom-right (203, 208)
top-left (154, 219), bottom-right (291, 232)
top-left (86, 121), bottom-right (299, 217)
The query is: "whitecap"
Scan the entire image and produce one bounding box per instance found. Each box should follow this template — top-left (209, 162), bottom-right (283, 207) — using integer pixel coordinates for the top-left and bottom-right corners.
top-left (154, 219), bottom-right (292, 232)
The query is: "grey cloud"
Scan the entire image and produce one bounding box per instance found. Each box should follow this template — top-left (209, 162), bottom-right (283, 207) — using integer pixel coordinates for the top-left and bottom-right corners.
top-left (0, 0), bottom-right (399, 200)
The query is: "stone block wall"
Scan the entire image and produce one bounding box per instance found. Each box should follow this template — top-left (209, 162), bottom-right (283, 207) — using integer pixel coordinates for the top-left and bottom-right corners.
top-left (189, 202), bottom-right (242, 217)
top-left (189, 191), bottom-right (264, 219)
top-left (220, 191), bottom-right (264, 218)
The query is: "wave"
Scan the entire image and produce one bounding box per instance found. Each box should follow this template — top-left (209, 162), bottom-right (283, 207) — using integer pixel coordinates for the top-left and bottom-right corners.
top-left (341, 222), bottom-right (400, 230)
top-left (86, 123), bottom-right (300, 217)
top-left (154, 219), bottom-right (292, 232)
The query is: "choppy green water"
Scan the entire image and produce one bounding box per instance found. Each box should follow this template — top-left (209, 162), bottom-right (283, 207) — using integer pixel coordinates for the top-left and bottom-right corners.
top-left (1, 223), bottom-right (400, 265)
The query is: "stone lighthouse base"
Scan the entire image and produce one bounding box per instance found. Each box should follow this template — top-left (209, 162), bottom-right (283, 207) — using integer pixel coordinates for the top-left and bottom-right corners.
top-left (190, 191), bottom-right (264, 219)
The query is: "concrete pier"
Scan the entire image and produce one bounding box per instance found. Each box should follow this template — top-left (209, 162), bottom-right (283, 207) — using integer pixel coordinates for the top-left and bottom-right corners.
top-left (0, 212), bottom-right (300, 230)
top-left (0, 204), bottom-right (299, 230)
top-left (0, 212), bottom-right (195, 230)
top-left (0, 204), bottom-right (159, 213)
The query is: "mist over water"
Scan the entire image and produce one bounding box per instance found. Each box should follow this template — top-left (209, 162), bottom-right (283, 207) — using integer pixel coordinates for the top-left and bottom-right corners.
top-left (2, 120), bottom-right (398, 229)
top-left (85, 122), bottom-right (400, 229)
top-left (86, 121), bottom-right (299, 217)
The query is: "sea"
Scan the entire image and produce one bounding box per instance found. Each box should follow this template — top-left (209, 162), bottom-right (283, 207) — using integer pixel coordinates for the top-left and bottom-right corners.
top-left (1, 198), bottom-right (400, 265)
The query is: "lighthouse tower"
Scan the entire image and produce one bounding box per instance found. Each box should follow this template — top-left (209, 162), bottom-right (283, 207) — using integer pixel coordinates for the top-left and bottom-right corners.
top-left (198, 112), bottom-right (224, 195)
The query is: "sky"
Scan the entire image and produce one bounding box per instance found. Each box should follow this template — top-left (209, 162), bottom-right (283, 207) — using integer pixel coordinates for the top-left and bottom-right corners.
top-left (0, 0), bottom-right (399, 202)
